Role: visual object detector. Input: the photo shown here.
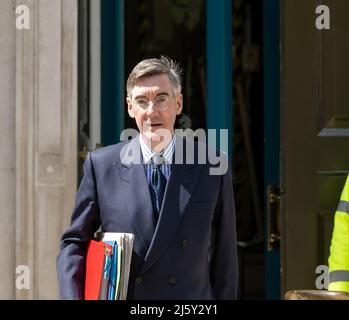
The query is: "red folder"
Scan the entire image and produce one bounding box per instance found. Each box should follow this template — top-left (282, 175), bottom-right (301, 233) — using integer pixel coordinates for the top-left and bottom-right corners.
top-left (84, 240), bottom-right (112, 300)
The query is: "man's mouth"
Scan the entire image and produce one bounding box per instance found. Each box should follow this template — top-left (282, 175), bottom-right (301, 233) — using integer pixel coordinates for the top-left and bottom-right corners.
top-left (149, 123), bottom-right (162, 128)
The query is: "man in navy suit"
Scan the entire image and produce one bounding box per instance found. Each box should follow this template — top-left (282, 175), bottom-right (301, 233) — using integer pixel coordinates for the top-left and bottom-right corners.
top-left (57, 56), bottom-right (238, 299)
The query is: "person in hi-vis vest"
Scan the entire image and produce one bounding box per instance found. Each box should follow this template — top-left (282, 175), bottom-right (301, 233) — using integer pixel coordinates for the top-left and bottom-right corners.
top-left (328, 174), bottom-right (349, 292)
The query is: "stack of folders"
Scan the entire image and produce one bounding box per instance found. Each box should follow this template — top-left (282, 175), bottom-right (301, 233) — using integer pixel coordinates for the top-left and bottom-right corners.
top-left (84, 232), bottom-right (134, 300)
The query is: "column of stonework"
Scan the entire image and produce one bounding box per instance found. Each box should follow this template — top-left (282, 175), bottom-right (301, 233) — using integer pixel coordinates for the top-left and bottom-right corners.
top-left (0, 0), bottom-right (16, 299)
top-left (15, 0), bottom-right (78, 299)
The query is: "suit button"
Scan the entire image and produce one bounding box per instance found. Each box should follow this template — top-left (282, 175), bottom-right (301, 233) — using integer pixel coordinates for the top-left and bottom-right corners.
top-left (136, 276), bottom-right (143, 284)
top-left (168, 276), bottom-right (177, 285)
top-left (182, 239), bottom-right (189, 248)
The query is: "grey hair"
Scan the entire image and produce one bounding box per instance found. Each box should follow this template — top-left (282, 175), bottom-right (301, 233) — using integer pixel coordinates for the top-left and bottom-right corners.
top-left (126, 56), bottom-right (183, 98)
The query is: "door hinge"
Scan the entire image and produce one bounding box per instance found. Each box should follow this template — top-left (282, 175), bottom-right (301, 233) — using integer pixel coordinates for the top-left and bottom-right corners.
top-left (267, 185), bottom-right (281, 251)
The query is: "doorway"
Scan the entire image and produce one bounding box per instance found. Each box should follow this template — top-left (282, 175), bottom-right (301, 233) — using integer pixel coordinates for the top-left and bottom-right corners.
top-left (77, 0), bottom-right (281, 299)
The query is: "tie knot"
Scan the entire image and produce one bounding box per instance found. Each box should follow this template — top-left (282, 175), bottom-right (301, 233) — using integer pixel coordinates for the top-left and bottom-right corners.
top-left (152, 154), bottom-right (164, 166)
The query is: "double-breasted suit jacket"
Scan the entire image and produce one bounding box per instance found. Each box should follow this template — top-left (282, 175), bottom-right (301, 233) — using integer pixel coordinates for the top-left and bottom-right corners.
top-left (57, 136), bottom-right (238, 299)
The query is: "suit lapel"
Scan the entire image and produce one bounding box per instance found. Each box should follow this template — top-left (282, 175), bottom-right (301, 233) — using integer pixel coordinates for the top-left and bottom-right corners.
top-left (114, 136), bottom-right (204, 274)
top-left (114, 138), bottom-right (156, 250)
top-left (141, 161), bottom-right (203, 274)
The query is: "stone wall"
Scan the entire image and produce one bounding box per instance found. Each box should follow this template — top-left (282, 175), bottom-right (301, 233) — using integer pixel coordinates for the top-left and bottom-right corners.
top-left (0, 0), bottom-right (78, 299)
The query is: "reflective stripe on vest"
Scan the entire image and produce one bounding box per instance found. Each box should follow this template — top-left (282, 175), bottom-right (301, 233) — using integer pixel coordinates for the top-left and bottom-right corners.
top-left (329, 270), bottom-right (349, 283)
top-left (337, 200), bottom-right (349, 215)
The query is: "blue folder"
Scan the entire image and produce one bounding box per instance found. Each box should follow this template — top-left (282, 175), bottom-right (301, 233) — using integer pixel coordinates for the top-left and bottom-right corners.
top-left (105, 241), bottom-right (118, 300)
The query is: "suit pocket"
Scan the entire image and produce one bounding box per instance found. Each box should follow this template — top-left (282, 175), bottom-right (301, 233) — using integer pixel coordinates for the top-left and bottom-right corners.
top-left (188, 201), bottom-right (215, 212)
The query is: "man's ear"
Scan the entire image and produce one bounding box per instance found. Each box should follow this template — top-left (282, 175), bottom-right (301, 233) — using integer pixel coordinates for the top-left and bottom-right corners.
top-left (126, 97), bottom-right (135, 118)
top-left (176, 94), bottom-right (183, 115)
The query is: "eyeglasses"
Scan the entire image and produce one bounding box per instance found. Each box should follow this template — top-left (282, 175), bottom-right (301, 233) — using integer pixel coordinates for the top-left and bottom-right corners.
top-left (131, 95), bottom-right (174, 110)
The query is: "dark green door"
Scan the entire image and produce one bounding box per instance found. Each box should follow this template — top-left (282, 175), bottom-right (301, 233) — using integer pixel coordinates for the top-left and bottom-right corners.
top-left (280, 0), bottom-right (349, 295)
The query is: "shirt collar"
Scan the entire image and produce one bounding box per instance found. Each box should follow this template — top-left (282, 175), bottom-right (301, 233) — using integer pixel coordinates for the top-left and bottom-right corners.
top-left (139, 133), bottom-right (176, 164)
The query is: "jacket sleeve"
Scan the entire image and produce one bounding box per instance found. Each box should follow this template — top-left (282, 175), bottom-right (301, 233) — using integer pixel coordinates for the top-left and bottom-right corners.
top-left (210, 162), bottom-right (238, 299)
top-left (56, 152), bottom-right (101, 299)
top-left (328, 175), bottom-right (349, 292)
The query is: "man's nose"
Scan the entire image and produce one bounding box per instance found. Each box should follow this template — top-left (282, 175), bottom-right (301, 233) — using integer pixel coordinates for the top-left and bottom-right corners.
top-left (145, 103), bottom-right (158, 115)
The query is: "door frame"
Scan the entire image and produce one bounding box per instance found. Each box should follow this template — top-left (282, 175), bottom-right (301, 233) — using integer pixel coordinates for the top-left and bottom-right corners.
top-left (263, 0), bottom-right (281, 299)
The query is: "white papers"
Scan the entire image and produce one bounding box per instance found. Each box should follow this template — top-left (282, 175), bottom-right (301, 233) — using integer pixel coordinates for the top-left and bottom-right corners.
top-left (96, 232), bottom-right (134, 300)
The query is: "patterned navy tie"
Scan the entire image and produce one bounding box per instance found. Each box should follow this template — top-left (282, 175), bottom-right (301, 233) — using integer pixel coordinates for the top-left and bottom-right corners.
top-left (150, 154), bottom-right (167, 219)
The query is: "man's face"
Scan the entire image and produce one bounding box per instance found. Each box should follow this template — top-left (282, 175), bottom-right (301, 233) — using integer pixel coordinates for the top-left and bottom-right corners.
top-left (126, 73), bottom-right (183, 147)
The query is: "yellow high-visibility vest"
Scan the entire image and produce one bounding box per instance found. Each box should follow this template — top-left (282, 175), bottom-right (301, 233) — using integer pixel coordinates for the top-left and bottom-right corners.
top-left (328, 175), bottom-right (349, 292)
